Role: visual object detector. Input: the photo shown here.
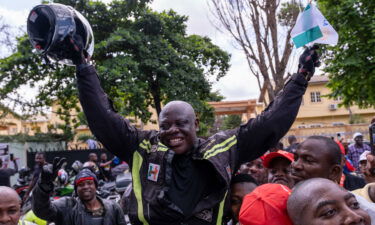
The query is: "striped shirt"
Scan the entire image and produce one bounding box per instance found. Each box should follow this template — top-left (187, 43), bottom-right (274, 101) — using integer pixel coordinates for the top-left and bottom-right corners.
top-left (347, 143), bottom-right (371, 171)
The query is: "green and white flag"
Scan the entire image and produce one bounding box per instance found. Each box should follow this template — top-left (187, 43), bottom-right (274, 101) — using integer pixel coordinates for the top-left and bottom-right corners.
top-left (291, 3), bottom-right (338, 48)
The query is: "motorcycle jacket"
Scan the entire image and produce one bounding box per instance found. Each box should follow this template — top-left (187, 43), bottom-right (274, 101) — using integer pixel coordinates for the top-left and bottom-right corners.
top-left (32, 182), bottom-right (126, 225)
top-left (76, 65), bottom-right (308, 224)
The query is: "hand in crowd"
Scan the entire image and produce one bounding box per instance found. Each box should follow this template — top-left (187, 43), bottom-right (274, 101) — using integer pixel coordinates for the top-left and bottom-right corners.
top-left (40, 157), bottom-right (66, 190)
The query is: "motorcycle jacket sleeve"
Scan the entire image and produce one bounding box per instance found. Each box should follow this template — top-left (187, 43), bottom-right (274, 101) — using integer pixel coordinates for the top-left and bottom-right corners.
top-left (235, 73), bottom-right (308, 165)
top-left (76, 65), bottom-right (156, 163)
top-left (32, 183), bottom-right (68, 222)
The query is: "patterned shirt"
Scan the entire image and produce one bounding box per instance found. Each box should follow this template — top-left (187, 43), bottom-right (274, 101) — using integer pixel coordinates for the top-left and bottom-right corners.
top-left (347, 143), bottom-right (371, 171)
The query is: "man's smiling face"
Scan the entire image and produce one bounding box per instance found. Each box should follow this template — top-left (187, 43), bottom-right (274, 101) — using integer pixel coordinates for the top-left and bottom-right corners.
top-left (159, 101), bottom-right (198, 155)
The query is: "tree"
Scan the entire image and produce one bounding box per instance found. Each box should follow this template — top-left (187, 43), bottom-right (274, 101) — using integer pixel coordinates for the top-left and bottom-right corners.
top-left (0, 16), bottom-right (13, 53)
top-left (221, 114), bottom-right (242, 130)
top-left (318, 0), bottom-right (375, 108)
top-left (0, 0), bottom-right (230, 137)
top-left (209, 0), bottom-right (301, 104)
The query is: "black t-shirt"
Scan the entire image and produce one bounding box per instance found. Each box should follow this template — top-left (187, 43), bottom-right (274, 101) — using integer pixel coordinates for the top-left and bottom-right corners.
top-left (0, 168), bottom-right (16, 186)
top-left (85, 211), bottom-right (104, 225)
top-left (33, 165), bottom-right (43, 180)
top-left (166, 153), bottom-right (219, 217)
top-left (344, 173), bottom-right (366, 191)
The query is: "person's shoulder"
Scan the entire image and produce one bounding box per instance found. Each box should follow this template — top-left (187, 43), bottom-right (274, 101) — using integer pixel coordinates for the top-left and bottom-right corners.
top-left (364, 143), bottom-right (372, 149)
top-left (53, 196), bottom-right (77, 208)
top-left (348, 143), bottom-right (355, 148)
top-left (101, 198), bottom-right (122, 212)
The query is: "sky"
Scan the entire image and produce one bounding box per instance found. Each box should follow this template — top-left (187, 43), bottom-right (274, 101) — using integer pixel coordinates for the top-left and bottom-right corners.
top-left (0, 0), bottom-right (310, 101)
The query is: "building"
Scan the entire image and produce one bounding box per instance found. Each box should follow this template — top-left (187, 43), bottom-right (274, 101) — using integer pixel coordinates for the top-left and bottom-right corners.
top-left (281, 75), bottom-right (375, 144)
top-left (0, 108), bottom-right (22, 135)
top-left (207, 75), bottom-right (375, 144)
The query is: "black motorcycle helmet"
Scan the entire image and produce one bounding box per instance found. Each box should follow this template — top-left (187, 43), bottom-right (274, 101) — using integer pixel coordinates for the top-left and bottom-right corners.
top-left (27, 3), bottom-right (94, 66)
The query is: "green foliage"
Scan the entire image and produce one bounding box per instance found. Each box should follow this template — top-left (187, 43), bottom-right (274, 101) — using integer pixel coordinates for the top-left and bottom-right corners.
top-left (0, 133), bottom-right (68, 143)
top-left (77, 111), bottom-right (88, 126)
top-left (0, 0), bottom-right (230, 137)
top-left (349, 114), bottom-right (366, 124)
top-left (221, 115), bottom-right (242, 130)
top-left (318, 0), bottom-right (375, 108)
top-left (76, 133), bottom-right (96, 142)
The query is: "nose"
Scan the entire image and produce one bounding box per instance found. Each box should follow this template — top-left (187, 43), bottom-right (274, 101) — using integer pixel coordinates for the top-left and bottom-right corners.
top-left (342, 208), bottom-right (364, 225)
top-left (292, 159), bottom-right (303, 171)
top-left (249, 165), bottom-right (259, 174)
top-left (164, 124), bottom-right (179, 134)
top-left (274, 170), bottom-right (285, 177)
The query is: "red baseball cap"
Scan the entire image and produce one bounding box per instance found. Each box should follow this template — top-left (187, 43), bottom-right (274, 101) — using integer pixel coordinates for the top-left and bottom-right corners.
top-left (262, 150), bottom-right (294, 168)
top-left (239, 183), bottom-right (293, 225)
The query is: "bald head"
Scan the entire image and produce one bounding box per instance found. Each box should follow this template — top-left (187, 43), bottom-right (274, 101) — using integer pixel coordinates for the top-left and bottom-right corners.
top-left (0, 186), bottom-right (20, 202)
top-left (287, 178), bottom-right (370, 225)
top-left (287, 178), bottom-right (339, 223)
top-left (0, 186), bottom-right (21, 225)
top-left (160, 101), bottom-right (196, 121)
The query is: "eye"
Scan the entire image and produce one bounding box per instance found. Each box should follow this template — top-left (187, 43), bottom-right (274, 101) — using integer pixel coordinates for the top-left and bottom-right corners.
top-left (270, 169), bottom-right (277, 174)
top-left (349, 201), bottom-right (360, 210)
top-left (8, 209), bottom-right (18, 215)
top-left (321, 209), bottom-right (336, 218)
top-left (304, 156), bottom-right (315, 163)
top-left (176, 120), bottom-right (188, 127)
top-left (160, 124), bottom-right (170, 130)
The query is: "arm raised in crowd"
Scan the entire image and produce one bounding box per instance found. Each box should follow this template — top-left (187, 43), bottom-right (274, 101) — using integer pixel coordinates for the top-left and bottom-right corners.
top-left (236, 46), bottom-right (320, 165)
top-left (76, 65), bottom-right (143, 163)
top-left (69, 35), bottom-right (154, 163)
top-left (32, 158), bottom-right (67, 221)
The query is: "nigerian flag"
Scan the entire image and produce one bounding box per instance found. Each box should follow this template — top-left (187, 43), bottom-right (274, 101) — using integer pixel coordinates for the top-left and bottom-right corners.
top-left (291, 3), bottom-right (338, 48)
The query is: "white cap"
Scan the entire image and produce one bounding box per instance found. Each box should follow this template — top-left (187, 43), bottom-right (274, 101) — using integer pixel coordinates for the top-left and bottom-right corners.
top-left (353, 132), bottom-right (363, 140)
top-left (359, 150), bottom-right (371, 163)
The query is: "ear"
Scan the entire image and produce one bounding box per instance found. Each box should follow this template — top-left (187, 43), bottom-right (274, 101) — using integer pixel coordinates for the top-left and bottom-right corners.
top-left (329, 165), bottom-right (343, 183)
top-left (195, 118), bottom-right (200, 132)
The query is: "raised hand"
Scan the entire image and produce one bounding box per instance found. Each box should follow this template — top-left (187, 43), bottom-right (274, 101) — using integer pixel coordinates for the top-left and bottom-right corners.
top-left (298, 44), bottom-right (321, 81)
top-left (40, 157), bottom-right (66, 185)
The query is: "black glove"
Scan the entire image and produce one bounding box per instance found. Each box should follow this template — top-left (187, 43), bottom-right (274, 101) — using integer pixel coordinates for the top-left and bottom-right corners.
top-left (39, 157), bottom-right (66, 191)
top-left (64, 34), bottom-right (87, 66)
top-left (298, 44), bottom-right (321, 81)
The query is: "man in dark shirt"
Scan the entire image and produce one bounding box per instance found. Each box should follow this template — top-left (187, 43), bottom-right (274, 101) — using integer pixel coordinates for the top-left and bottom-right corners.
top-left (285, 135), bottom-right (299, 153)
top-left (0, 156), bottom-right (18, 187)
top-left (32, 162), bottom-right (126, 225)
top-left (23, 152), bottom-right (47, 202)
top-left (291, 135), bottom-right (365, 191)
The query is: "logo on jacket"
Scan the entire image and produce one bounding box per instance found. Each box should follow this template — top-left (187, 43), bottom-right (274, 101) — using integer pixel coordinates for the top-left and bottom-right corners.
top-left (147, 163), bottom-right (160, 182)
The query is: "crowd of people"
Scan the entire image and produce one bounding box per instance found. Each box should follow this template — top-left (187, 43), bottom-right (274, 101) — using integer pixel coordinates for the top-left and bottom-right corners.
top-left (0, 33), bottom-right (374, 225)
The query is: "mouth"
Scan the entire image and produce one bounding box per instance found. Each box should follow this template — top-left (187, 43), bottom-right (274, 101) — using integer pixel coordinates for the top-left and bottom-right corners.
top-left (290, 173), bottom-right (304, 182)
top-left (83, 191), bottom-right (91, 195)
top-left (273, 178), bottom-right (289, 184)
top-left (168, 137), bottom-right (184, 147)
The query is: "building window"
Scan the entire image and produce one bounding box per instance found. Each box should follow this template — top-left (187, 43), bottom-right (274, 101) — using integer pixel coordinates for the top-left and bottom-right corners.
top-left (334, 96), bottom-right (343, 101)
top-left (310, 92), bottom-right (321, 102)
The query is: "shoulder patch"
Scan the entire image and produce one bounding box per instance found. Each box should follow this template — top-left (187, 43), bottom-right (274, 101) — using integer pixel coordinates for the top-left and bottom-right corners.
top-left (147, 163), bottom-right (160, 182)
